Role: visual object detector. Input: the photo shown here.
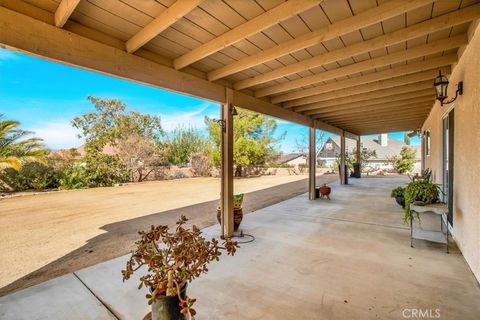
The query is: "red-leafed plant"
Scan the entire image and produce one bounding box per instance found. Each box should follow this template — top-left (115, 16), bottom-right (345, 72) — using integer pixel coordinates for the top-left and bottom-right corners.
top-left (122, 216), bottom-right (238, 318)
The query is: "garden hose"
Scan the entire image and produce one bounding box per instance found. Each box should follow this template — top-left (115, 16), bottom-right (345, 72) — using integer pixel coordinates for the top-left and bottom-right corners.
top-left (231, 229), bottom-right (255, 244)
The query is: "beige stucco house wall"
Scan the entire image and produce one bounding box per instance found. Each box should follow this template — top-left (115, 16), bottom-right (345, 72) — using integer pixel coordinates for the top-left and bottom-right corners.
top-left (422, 20), bottom-right (480, 282)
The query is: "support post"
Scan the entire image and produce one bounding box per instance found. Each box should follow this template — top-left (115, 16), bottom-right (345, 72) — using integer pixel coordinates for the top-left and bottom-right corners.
top-left (340, 131), bottom-right (346, 185)
top-left (221, 89), bottom-right (234, 238)
top-left (309, 127), bottom-right (316, 200)
top-left (355, 137), bottom-right (361, 178)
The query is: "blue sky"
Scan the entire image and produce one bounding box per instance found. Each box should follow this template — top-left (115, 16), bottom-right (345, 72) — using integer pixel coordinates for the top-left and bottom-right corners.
top-left (0, 48), bottom-right (418, 151)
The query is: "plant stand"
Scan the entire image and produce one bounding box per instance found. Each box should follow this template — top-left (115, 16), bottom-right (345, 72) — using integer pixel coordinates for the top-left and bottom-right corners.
top-left (409, 203), bottom-right (449, 253)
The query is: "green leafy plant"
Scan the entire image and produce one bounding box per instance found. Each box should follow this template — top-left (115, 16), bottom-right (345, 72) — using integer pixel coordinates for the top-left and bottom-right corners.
top-left (0, 115), bottom-right (48, 171)
top-left (347, 146), bottom-right (378, 171)
top-left (122, 216), bottom-right (238, 318)
top-left (394, 147), bottom-right (417, 174)
top-left (403, 180), bottom-right (441, 223)
top-left (391, 186), bottom-right (405, 198)
top-left (163, 126), bottom-right (210, 167)
top-left (82, 154), bottom-right (129, 187)
top-left (205, 108), bottom-right (284, 177)
top-left (58, 166), bottom-right (89, 190)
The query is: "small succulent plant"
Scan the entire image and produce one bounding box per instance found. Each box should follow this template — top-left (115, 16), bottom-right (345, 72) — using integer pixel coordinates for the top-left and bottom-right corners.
top-left (122, 215), bottom-right (238, 317)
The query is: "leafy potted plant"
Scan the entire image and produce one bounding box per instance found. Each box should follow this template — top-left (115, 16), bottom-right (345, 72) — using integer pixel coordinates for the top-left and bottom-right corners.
top-left (122, 216), bottom-right (238, 320)
top-left (403, 180), bottom-right (441, 223)
top-left (390, 186), bottom-right (405, 208)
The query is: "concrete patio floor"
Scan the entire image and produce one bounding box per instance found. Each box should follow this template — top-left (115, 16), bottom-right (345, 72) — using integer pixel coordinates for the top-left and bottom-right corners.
top-left (1, 177), bottom-right (479, 319)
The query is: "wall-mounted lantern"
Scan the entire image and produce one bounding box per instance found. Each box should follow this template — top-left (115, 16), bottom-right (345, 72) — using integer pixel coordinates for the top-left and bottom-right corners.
top-left (433, 70), bottom-right (463, 106)
top-left (213, 106), bottom-right (238, 132)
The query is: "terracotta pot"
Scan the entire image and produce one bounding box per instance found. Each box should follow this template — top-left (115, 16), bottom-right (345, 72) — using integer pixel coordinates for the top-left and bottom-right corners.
top-left (319, 184), bottom-right (331, 198)
top-left (216, 207), bottom-right (243, 231)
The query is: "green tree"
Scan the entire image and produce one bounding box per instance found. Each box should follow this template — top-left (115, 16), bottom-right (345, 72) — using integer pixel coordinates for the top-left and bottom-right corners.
top-left (72, 96), bottom-right (164, 153)
top-left (205, 109), bottom-right (284, 176)
top-left (72, 97), bottom-right (166, 183)
top-left (163, 126), bottom-right (210, 167)
top-left (347, 146), bottom-right (377, 171)
top-left (0, 115), bottom-right (48, 171)
top-left (394, 147), bottom-right (417, 174)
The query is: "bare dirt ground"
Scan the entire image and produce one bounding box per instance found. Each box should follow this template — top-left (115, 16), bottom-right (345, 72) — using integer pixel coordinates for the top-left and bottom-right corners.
top-left (0, 173), bottom-right (337, 296)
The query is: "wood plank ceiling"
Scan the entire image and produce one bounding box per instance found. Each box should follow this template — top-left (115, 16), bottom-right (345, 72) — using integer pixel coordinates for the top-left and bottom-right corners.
top-left (2, 0), bottom-right (480, 135)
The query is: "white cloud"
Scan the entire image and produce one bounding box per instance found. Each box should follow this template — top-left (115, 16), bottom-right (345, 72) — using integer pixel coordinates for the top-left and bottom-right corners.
top-left (160, 103), bottom-right (219, 131)
top-left (27, 120), bottom-right (83, 150)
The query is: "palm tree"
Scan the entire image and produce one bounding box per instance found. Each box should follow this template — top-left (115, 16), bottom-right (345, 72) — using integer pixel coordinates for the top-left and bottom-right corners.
top-left (0, 115), bottom-right (48, 171)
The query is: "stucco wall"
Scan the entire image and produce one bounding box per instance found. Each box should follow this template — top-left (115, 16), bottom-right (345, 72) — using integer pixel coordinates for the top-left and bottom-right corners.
top-left (422, 20), bottom-right (480, 282)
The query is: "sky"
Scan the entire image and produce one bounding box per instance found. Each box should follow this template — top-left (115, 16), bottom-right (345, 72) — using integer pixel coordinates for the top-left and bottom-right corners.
top-left (0, 48), bottom-right (418, 151)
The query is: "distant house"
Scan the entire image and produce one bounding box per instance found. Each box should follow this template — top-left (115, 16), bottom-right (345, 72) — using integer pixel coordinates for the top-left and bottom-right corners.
top-left (318, 134), bottom-right (421, 171)
top-left (276, 153), bottom-right (307, 166)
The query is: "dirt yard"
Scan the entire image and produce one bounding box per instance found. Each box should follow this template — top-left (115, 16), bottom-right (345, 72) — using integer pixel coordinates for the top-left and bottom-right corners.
top-left (0, 173), bottom-right (337, 296)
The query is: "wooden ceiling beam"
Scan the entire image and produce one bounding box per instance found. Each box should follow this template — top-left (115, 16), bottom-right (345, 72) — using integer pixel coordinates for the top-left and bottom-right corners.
top-left (54, 0), bottom-right (80, 28)
top-left (347, 120), bottom-right (424, 129)
top-left (312, 99), bottom-right (434, 118)
top-left (296, 81), bottom-right (433, 113)
top-left (256, 34), bottom-right (467, 98)
top-left (208, 0), bottom-right (433, 81)
top-left (354, 124), bottom-right (423, 135)
top-left (328, 117), bottom-right (430, 130)
top-left (319, 105), bottom-right (432, 122)
top-left (126, 0), bottom-right (204, 53)
top-left (173, 0), bottom-right (322, 70)
top-left (283, 66), bottom-right (449, 108)
top-left (0, 7), bottom-right (335, 134)
top-left (273, 54), bottom-right (456, 104)
top-left (332, 120), bottom-right (428, 133)
top-left (306, 92), bottom-right (434, 117)
top-left (332, 115), bottom-right (428, 126)
top-left (234, 4), bottom-right (480, 90)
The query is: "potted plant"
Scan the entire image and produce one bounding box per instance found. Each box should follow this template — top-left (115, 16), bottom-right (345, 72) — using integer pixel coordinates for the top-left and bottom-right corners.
top-left (318, 184), bottom-right (331, 199)
top-left (390, 186), bottom-right (405, 208)
top-left (403, 180), bottom-right (441, 223)
top-left (122, 216), bottom-right (238, 320)
top-left (216, 194), bottom-right (244, 231)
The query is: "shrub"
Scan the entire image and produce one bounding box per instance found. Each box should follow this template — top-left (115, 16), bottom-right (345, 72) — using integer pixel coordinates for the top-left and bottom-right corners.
top-left (58, 155), bottom-right (129, 190)
top-left (171, 170), bottom-right (188, 179)
top-left (190, 152), bottom-right (212, 177)
top-left (394, 147), bottom-right (417, 174)
top-left (391, 186), bottom-right (405, 198)
top-left (275, 163), bottom-right (293, 169)
top-left (58, 166), bottom-right (89, 190)
top-left (403, 179), bottom-right (441, 223)
top-left (83, 154), bottom-right (130, 187)
top-left (0, 162), bottom-right (59, 192)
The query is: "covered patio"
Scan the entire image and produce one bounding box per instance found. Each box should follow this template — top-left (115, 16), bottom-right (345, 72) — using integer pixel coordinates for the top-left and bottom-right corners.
top-left (1, 0), bottom-right (480, 318)
top-left (1, 177), bottom-right (479, 319)
top-left (2, 0), bottom-right (479, 238)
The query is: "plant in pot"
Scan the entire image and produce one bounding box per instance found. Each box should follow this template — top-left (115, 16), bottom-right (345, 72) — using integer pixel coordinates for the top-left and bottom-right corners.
top-left (403, 179), bottom-right (441, 223)
top-left (216, 193), bottom-right (244, 231)
top-left (390, 186), bottom-right (406, 208)
top-left (122, 216), bottom-right (238, 320)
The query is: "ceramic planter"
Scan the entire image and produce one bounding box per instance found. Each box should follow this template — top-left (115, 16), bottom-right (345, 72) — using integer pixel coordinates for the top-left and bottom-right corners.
top-left (216, 207), bottom-right (243, 231)
top-left (150, 285), bottom-right (187, 320)
top-left (319, 184), bottom-right (331, 200)
top-left (395, 196), bottom-right (405, 209)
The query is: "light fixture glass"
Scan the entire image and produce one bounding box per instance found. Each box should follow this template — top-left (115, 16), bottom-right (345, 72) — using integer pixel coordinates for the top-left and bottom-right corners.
top-left (433, 70), bottom-right (463, 106)
top-left (433, 70), bottom-right (449, 102)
